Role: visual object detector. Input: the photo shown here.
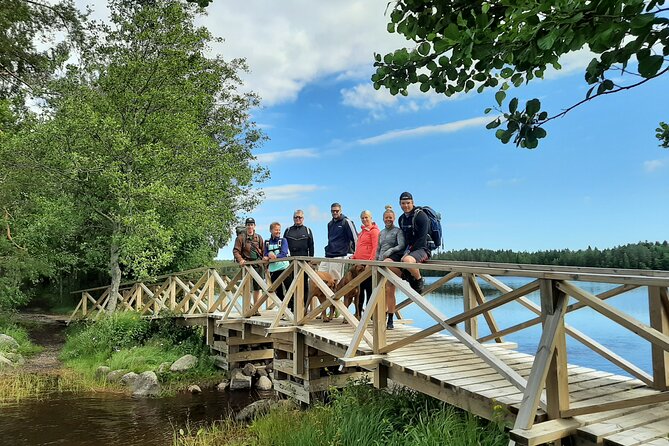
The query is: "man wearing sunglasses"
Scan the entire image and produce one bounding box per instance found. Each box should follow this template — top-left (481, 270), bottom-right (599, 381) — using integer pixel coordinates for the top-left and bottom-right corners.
top-left (283, 210), bottom-right (315, 311)
top-left (318, 203), bottom-right (358, 282)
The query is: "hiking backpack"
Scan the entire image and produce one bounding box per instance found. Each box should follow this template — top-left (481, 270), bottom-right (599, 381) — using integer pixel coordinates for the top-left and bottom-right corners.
top-left (415, 206), bottom-right (443, 250)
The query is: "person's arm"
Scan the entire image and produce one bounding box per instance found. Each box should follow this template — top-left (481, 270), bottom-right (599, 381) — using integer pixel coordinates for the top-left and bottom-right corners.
top-left (376, 231), bottom-right (383, 260)
top-left (386, 228), bottom-right (406, 258)
top-left (344, 218), bottom-right (358, 249)
top-left (263, 239), bottom-right (270, 257)
top-left (278, 238), bottom-right (289, 258)
top-left (307, 228), bottom-right (314, 257)
top-left (232, 235), bottom-right (245, 264)
top-left (369, 227), bottom-right (380, 261)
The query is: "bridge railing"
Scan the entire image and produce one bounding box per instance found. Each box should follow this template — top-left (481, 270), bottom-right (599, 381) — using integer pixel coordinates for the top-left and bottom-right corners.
top-left (69, 258), bottom-right (669, 431)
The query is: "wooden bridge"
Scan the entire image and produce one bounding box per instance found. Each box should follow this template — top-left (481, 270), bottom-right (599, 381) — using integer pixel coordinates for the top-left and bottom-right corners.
top-left (70, 258), bottom-right (669, 446)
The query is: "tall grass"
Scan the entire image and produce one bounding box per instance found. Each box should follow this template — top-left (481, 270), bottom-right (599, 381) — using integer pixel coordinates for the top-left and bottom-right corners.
top-left (0, 312), bottom-right (42, 356)
top-left (60, 312), bottom-right (225, 390)
top-left (174, 380), bottom-right (509, 446)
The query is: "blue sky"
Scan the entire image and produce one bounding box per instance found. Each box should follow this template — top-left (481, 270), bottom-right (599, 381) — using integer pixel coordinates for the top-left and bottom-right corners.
top-left (80, 0), bottom-right (669, 258)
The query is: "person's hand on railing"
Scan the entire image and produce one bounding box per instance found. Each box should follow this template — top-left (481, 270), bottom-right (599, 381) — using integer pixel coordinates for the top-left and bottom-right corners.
top-left (238, 259), bottom-right (246, 266)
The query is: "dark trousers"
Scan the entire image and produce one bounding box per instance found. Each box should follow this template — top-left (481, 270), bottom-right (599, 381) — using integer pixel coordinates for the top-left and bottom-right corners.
top-left (282, 272), bottom-right (310, 312)
top-left (359, 277), bottom-right (373, 311)
top-left (270, 269), bottom-right (286, 308)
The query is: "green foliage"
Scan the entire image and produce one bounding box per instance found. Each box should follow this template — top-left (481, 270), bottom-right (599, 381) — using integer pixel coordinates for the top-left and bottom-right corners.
top-left (374, 0), bottom-right (669, 148)
top-left (0, 312), bottom-right (42, 356)
top-left (433, 241), bottom-right (669, 270)
top-left (1, 0), bottom-right (267, 310)
top-left (176, 381), bottom-right (508, 446)
top-left (0, 0), bottom-right (84, 99)
top-left (658, 122), bottom-right (669, 148)
top-left (60, 312), bottom-right (220, 387)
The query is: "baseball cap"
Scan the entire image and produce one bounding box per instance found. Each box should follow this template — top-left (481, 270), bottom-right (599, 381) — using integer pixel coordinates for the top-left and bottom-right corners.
top-left (399, 192), bottom-right (413, 201)
top-left (245, 217), bottom-right (255, 225)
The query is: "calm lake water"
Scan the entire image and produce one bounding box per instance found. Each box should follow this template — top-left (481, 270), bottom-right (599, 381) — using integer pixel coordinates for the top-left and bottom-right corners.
top-left (400, 276), bottom-right (651, 376)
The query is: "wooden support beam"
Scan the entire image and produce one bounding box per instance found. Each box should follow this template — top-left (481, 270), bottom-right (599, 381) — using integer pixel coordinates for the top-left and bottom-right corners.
top-left (294, 331), bottom-right (305, 375)
top-left (558, 280), bottom-right (669, 353)
top-left (462, 273), bottom-right (478, 338)
top-left (513, 284), bottom-right (568, 430)
top-left (649, 286), bottom-right (669, 390)
top-left (338, 354), bottom-right (385, 367)
top-left (541, 280), bottom-right (570, 421)
top-left (561, 391), bottom-right (669, 418)
top-left (342, 277), bottom-right (387, 358)
top-left (373, 267), bottom-right (387, 354)
top-left (395, 271), bottom-right (461, 312)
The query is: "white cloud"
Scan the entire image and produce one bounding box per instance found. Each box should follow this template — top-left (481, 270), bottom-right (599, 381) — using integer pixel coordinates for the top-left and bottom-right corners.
top-left (196, 1), bottom-right (407, 106)
top-left (261, 184), bottom-right (323, 201)
top-left (357, 116), bottom-right (492, 145)
top-left (644, 159), bottom-right (667, 172)
top-left (256, 148), bottom-right (319, 164)
top-left (305, 205), bottom-right (332, 223)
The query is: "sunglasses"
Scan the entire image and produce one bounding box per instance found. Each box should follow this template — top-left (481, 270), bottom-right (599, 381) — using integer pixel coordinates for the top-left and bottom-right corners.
top-left (330, 209), bottom-right (341, 214)
top-left (293, 216), bottom-right (303, 219)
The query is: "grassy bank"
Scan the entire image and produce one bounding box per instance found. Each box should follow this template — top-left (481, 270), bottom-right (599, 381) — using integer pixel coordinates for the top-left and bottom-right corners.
top-left (60, 312), bottom-right (226, 393)
top-left (175, 380), bottom-right (509, 446)
top-left (0, 313), bottom-right (43, 357)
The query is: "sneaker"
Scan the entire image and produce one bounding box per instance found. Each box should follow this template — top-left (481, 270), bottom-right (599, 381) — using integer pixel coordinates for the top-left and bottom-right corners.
top-left (386, 321), bottom-right (394, 330)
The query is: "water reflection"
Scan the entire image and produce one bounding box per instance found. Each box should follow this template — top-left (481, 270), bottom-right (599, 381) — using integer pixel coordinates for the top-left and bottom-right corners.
top-left (400, 276), bottom-right (652, 376)
top-left (0, 388), bottom-right (259, 446)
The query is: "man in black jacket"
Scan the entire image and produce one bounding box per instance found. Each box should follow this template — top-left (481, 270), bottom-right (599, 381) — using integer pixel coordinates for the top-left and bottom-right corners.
top-left (398, 192), bottom-right (430, 294)
top-left (283, 209), bottom-right (315, 312)
top-left (319, 202), bottom-right (357, 281)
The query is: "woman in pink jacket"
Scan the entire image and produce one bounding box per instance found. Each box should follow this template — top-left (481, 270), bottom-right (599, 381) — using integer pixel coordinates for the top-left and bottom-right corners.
top-left (351, 210), bottom-right (380, 315)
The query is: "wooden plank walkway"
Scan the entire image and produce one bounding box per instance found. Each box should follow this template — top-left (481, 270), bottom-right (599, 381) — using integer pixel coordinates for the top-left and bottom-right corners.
top-left (218, 309), bottom-right (669, 446)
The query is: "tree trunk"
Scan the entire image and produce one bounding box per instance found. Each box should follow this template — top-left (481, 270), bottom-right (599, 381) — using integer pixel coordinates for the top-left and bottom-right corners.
top-left (107, 239), bottom-right (122, 313)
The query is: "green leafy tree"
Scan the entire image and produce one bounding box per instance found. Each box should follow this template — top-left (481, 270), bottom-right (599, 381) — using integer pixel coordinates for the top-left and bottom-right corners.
top-left (373, 0), bottom-right (669, 149)
top-left (7, 0), bottom-right (267, 311)
top-left (0, 0), bottom-right (84, 100)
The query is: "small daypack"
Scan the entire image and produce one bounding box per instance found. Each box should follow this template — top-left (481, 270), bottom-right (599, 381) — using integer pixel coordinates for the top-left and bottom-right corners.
top-left (415, 206), bottom-right (443, 250)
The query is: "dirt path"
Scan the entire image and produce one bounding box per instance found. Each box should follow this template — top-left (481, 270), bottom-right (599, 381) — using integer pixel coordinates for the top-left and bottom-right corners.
top-left (15, 313), bottom-right (68, 373)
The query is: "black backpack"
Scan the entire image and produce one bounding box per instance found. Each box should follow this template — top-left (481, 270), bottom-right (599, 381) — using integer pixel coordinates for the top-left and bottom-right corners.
top-left (415, 206), bottom-right (443, 250)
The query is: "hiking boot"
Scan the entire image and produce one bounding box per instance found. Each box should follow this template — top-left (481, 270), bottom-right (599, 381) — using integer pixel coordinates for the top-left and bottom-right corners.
top-left (413, 277), bottom-right (425, 294)
top-left (386, 320), bottom-right (394, 330)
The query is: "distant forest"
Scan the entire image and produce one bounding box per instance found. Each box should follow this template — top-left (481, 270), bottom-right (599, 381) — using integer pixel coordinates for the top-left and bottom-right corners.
top-left (432, 242), bottom-right (669, 271)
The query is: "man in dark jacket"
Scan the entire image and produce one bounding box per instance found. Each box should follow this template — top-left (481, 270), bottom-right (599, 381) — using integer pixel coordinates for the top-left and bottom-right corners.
top-left (319, 202), bottom-right (357, 281)
top-left (283, 209), bottom-right (314, 311)
top-left (398, 192), bottom-right (430, 294)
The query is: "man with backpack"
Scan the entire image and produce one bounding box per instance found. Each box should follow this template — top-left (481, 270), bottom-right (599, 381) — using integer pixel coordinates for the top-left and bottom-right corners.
top-left (398, 192), bottom-right (439, 294)
top-left (232, 217), bottom-right (264, 312)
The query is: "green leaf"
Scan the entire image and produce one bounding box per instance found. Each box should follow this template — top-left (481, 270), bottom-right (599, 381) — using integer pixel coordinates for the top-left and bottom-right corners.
top-left (526, 98), bottom-right (541, 115)
top-left (443, 23), bottom-right (459, 41)
top-left (484, 107), bottom-right (492, 114)
top-left (495, 90), bottom-right (506, 106)
top-left (418, 42), bottom-right (431, 56)
top-left (387, 23), bottom-right (395, 33)
top-left (509, 97), bottom-right (518, 113)
top-left (638, 54), bottom-right (664, 78)
top-left (537, 30), bottom-right (558, 50)
top-left (631, 13), bottom-right (655, 30)
top-left (420, 82), bottom-right (430, 92)
top-left (486, 119), bottom-right (500, 129)
top-left (535, 127), bottom-right (547, 139)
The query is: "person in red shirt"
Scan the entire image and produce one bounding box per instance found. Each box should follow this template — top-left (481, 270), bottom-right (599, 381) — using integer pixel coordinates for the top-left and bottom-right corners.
top-left (351, 210), bottom-right (380, 315)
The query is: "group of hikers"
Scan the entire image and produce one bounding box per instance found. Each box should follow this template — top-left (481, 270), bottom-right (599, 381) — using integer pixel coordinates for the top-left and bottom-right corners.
top-left (232, 191), bottom-right (437, 330)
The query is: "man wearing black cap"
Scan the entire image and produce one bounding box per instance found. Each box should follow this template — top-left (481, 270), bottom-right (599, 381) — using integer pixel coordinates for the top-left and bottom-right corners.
top-left (398, 192), bottom-right (430, 294)
top-left (233, 217), bottom-right (264, 311)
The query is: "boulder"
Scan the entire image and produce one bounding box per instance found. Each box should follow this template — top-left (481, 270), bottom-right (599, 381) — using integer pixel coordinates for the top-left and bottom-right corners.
top-left (229, 368), bottom-right (251, 390)
top-left (256, 368), bottom-right (268, 378)
top-left (95, 366), bottom-right (111, 379)
top-left (216, 380), bottom-right (229, 391)
top-left (157, 362), bottom-right (172, 374)
top-left (170, 354), bottom-right (198, 372)
top-left (256, 375), bottom-right (273, 391)
top-left (235, 399), bottom-right (273, 422)
top-left (187, 384), bottom-right (202, 394)
top-left (0, 334), bottom-right (19, 352)
top-left (242, 363), bottom-right (256, 377)
top-left (0, 353), bottom-right (14, 369)
top-left (132, 371), bottom-right (161, 397)
top-left (2, 352), bottom-right (24, 366)
top-left (106, 370), bottom-right (127, 383)
top-left (120, 372), bottom-right (139, 386)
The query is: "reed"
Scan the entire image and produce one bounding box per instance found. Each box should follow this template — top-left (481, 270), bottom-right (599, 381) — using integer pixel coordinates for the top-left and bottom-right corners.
top-left (173, 381), bottom-right (509, 446)
top-left (0, 370), bottom-right (87, 405)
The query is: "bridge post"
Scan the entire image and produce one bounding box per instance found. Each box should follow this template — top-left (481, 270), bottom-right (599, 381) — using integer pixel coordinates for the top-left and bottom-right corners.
top-left (242, 267), bottom-right (252, 317)
top-left (462, 273), bottom-right (478, 338)
top-left (372, 266), bottom-right (387, 354)
top-left (294, 261), bottom-right (305, 324)
top-left (649, 286), bottom-right (669, 390)
top-left (82, 292), bottom-right (87, 316)
top-left (540, 279), bottom-right (570, 420)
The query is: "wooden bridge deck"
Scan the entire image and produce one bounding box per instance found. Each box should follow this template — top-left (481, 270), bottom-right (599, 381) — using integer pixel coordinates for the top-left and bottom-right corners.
top-left (71, 258), bottom-right (669, 445)
top-left (214, 309), bottom-right (669, 446)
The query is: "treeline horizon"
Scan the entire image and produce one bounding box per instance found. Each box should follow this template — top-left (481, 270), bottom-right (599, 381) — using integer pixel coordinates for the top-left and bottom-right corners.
top-left (432, 241), bottom-right (669, 271)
